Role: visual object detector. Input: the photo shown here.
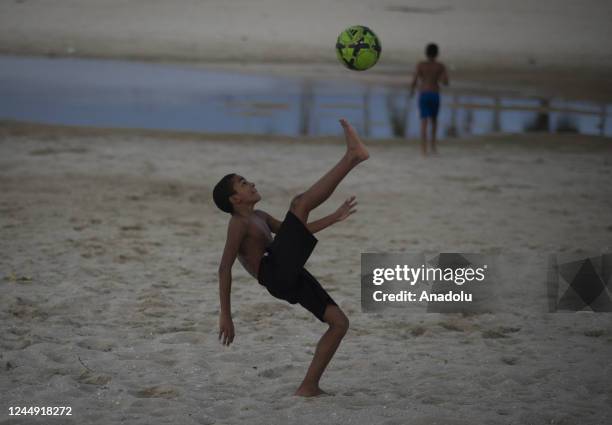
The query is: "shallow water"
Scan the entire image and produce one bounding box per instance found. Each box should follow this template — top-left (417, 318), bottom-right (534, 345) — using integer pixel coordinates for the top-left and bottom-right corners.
top-left (1, 55), bottom-right (610, 138)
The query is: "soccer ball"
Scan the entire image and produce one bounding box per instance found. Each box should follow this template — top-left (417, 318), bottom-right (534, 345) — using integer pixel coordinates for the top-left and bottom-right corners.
top-left (336, 25), bottom-right (381, 71)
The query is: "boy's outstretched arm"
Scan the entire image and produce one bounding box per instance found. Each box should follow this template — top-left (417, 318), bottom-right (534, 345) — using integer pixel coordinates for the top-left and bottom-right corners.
top-left (218, 216), bottom-right (247, 346)
top-left (307, 196), bottom-right (357, 234)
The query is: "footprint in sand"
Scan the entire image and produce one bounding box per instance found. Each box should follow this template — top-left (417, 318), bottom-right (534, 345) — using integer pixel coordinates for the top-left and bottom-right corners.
top-left (133, 385), bottom-right (179, 399)
top-left (120, 224), bottom-right (145, 232)
top-left (76, 370), bottom-right (112, 386)
top-left (501, 356), bottom-right (519, 365)
top-left (8, 297), bottom-right (48, 321)
top-left (341, 388), bottom-right (378, 397)
top-left (159, 332), bottom-right (205, 344)
top-left (258, 364), bottom-right (295, 379)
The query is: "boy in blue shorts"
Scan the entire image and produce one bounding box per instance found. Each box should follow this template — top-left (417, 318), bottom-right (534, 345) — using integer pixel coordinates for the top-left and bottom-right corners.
top-left (410, 43), bottom-right (450, 155)
top-left (213, 119), bottom-right (369, 397)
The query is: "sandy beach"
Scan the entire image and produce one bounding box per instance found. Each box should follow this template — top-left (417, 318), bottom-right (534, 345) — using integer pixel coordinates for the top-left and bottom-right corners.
top-left (1, 0), bottom-right (612, 423)
top-left (1, 122), bottom-right (611, 424)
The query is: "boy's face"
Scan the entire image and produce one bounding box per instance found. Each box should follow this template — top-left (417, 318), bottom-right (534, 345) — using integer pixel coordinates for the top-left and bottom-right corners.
top-left (230, 175), bottom-right (261, 207)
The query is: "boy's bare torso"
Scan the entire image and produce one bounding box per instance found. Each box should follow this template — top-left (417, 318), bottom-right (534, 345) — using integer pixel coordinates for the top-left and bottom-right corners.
top-left (417, 60), bottom-right (446, 92)
top-left (235, 210), bottom-right (273, 279)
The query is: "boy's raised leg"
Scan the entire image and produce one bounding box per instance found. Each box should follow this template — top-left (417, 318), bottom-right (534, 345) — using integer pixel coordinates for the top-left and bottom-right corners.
top-left (291, 119), bottom-right (369, 223)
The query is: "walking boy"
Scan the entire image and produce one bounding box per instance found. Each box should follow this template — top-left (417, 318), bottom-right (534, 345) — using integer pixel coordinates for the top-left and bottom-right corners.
top-left (213, 119), bottom-right (369, 397)
top-left (410, 43), bottom-right (450, 155)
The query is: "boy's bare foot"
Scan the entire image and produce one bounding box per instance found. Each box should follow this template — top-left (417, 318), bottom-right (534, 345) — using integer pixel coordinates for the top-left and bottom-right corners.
top-left (339, 119), bottom-right (369, 164)
top-left (294, 385), bottom-right (330, 397)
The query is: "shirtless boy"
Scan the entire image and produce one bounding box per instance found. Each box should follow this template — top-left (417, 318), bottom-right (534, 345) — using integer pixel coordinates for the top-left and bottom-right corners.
top-left (213, 119), bottom-right (369, 397)
top-left (410, 43), bottom-right (450, 155)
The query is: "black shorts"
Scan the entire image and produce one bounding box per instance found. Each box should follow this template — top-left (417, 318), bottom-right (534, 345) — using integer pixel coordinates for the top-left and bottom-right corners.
top-left (257, 211), bottom-right (337, 322)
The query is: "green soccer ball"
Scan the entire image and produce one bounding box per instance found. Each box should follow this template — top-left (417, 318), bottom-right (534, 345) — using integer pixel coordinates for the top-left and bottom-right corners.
top-left (336, 25), bottom-right (381, 71)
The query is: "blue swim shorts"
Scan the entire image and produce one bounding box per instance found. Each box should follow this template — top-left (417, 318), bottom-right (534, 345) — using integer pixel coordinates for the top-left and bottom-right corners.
top-left (418, 91), bottom-right (440, 119)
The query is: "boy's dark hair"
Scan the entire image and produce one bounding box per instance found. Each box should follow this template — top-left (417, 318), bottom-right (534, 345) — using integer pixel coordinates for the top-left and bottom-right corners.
top-left (213, 173), bottom-right (237, 214)
top-left (425, 43), bottom-right (439, 59)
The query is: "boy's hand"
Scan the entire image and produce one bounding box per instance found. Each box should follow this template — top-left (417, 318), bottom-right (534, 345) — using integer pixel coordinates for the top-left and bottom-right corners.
top-left (334, 196), bottom-right (357, 222)
top-left (219, 314), bottom-right (235, 346)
